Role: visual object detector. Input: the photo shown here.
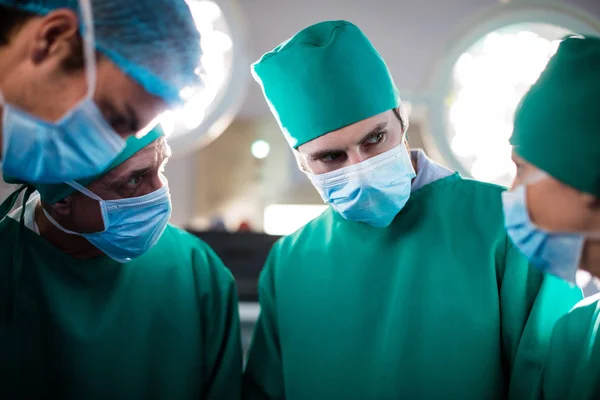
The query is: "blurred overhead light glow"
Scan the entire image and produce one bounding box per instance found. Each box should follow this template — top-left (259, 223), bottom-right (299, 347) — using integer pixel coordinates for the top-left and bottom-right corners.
top-left (202, 30), bottom-right (233, 54)
top-left (264, 205), bottom-right (328, 236)
top-left (446, 23), bottom-right (574, 186)
top-left (159, 0), bottom-right (233, 141)
top-left (190, 1), bottom-right (222, 23)
top-left (251, 140), bottom-right (271, 159)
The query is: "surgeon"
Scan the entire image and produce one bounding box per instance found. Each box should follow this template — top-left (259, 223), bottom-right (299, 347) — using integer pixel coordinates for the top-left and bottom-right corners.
top-left (0, 127), bottom-right (242, 399)
top-left (0, 0), bottom-right (201, 183)
top-left (243, 20), bottom-right (583, 400)
top-left (501, 36), bottom-right (600, 400)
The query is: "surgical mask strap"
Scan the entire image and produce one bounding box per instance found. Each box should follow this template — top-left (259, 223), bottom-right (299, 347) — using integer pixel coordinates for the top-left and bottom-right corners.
top-left (42, 207), bottom-right (87, 236)
top-left (66, 180), bottom-right (104, 202)
top-left (78, 0), bottom-right (97, 98)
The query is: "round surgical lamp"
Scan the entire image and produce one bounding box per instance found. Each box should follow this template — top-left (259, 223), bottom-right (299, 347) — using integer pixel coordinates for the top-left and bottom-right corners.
top-left (160, 0), bottom-right (248, 155)
top-left (429, 4), bottom-right (600, 187)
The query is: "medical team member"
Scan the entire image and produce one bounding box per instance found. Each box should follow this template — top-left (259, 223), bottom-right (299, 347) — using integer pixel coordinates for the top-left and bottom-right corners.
top-left (0, 127), bottom-right (242, 399)
top-left (0, 0), bottom-right (201, 183)
top-left (502, 36), bottom-right (600, 400)
top-left (243, 20), bottom-right (583, 400)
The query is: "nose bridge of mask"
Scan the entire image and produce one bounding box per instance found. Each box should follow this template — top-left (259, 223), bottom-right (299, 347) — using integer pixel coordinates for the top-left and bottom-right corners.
top-left (66, 174), bottom-right (170, 213)
top-left (311, 144), bottom-right (413, 188)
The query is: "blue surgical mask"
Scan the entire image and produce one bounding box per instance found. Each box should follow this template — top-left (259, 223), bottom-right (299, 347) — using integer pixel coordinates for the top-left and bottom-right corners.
top-left (43, 176), bottom-right (172, 263)
top-left (502, 175), bottom-right (600, 283)
top-left (0, 0), bottom-right (126, 184)
top-left (0, 97), bottom-right (126, 184)
top-left (308, 144), bottom-right (416, 228)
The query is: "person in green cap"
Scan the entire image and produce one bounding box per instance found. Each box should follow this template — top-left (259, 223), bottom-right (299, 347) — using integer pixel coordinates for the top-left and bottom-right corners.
top-left (502, 35), bottom-right (600, 400)
top-left (243, 20), bottom-right (583, 399)
top-left (0, 127), bottom-right (242, 399)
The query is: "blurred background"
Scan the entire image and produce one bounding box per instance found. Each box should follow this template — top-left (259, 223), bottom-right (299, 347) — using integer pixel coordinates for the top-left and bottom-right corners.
top-left (2, 0), bottom-right (600, 352)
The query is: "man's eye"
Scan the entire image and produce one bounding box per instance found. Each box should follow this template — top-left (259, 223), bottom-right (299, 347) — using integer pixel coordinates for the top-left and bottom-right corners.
top-left (318, 152), bottom-right (346, 163)
top-left (124, 175), bottom-right (144, 188)
top-left (365, 132), bottom-right (385, 145)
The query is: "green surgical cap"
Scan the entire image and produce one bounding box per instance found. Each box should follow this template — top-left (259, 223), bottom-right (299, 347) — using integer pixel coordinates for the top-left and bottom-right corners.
top-left (252, 20), bottom-right (401, 148)
top-left (511, 35), bottom-right (600, 197)
top-left (34, 126), bottom-right (165, 204)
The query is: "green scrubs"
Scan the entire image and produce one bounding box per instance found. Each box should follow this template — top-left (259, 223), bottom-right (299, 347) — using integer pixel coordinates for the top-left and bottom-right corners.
top-left (542, 295), bottom-right (600, 400)
top-left (507, 36), bottom-right (600, 400)
top-left (243, 174), bottom-right (582, 400)
top-left (0, 216), bottom-right (242, 399)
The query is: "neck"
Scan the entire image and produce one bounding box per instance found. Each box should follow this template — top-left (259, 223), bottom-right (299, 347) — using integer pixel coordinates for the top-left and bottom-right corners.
top-left (582, 240), bottom-right (600, 279)
top-left (35, 202), bottom-right (104, 260)
top-left (409, 148), bottom-right (419, 177)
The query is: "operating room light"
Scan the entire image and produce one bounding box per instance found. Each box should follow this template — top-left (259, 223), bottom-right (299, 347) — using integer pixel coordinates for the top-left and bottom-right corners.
top-left (159, 0), bottom-right (233, 138)
top-left (446, 23), bottom-right (573, 186)
top-left (191, 0), bottom-right (222, 23)
top-left (251, 140), bottom-right (271, 159)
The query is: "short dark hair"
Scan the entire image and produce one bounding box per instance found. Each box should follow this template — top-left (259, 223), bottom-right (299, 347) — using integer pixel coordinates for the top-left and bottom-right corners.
top-left (0, 4), bottom-right (85, 70)
top-left (393, 107), bottom-right (408, 133)
top-left (0, 5), bottom-right (36, 46)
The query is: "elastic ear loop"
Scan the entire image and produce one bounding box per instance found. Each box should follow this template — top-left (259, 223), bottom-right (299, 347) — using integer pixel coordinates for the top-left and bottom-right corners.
top-left (78, 0), bottom-right (97, 99)
top-left (66, 180), bottom-right (104, 202)
top-left (42, 208), bottom-right (88, 236)
top-left (65, 180), bottom-right (109, 230)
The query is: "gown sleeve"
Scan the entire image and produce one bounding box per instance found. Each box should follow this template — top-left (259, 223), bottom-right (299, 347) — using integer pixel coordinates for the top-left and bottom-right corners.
top-left (200, 247), bottom-right (244, 400)
top-left (243, 244), bottom-right (285, 400)
top-left (541, 294), bottom-right (600, 400)
top-left (501, 236), bottom-right (583, 399)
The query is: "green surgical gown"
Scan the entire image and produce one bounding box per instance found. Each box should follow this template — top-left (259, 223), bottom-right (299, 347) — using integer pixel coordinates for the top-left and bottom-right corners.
top-left (243, 174), bottom-right (582, 400)
top-left (542, 293), bottom-right (600, 400)
top-left (0, 218), bottom-right (242, 399)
